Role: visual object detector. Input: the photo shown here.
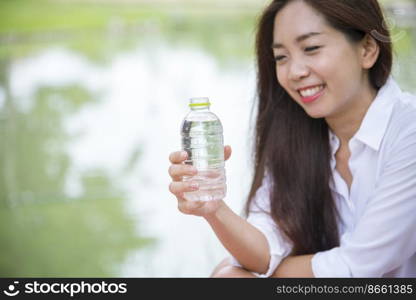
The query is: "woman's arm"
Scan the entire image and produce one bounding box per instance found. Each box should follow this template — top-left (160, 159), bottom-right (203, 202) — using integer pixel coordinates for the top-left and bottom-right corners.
top-left (271, 255), bottom-right (314, 277)
top-left (204, 200), bottom-right (271, 274)
top-left (169, 147), bottom-right (272, 274)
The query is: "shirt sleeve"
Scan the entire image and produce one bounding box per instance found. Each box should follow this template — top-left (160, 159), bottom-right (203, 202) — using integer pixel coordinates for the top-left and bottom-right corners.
top-left (312, 128), bottom-right (416, 277)
top-left (230, 174), bottom-right (292, 277)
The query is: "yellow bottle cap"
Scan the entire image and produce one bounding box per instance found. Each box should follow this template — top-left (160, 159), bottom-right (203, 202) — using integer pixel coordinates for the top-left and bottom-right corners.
top-left (189, 97), bottom-right (210, 108)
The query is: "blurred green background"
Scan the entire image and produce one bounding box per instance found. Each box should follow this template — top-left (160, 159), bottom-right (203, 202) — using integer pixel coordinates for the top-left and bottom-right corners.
top-left (0, 0), bottom-right (415, 277)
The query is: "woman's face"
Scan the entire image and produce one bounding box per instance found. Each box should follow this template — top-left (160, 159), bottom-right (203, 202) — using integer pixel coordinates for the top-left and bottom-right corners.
top-left (272, 0), bottom-right (373, 119)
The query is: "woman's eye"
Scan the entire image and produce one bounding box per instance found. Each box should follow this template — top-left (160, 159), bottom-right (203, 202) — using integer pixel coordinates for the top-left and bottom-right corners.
top-left (274, 55), bottom-right (286, 62)
top-left (305, 46), bottom-right (321, 52)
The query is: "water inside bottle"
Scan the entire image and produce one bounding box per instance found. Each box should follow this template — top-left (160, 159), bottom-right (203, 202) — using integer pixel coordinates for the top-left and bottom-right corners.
top-left (181, 119), bottom-right (226, 201)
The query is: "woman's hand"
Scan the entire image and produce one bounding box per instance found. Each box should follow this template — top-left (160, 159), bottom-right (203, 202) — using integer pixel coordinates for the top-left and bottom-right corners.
top-left (168, 145), bottom-right (232, 217)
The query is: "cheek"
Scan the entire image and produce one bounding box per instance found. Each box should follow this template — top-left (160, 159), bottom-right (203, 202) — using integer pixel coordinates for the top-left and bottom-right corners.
top-left (317, 48), bottom-right (362, 83)
top-left (276, 67), bottom-right (289, 90)
top-left (276, 67), bottom-right (302, 105)
top-left (310, 55), bottom-right (335, 79)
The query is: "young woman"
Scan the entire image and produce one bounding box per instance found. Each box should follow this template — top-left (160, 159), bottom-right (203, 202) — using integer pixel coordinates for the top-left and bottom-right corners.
top-left (168, 0), bottom-right (416, 277)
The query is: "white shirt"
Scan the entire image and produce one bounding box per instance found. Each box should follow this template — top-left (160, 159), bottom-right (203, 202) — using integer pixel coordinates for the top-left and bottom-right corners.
top-left (230, 77), bottom-right (416, 277)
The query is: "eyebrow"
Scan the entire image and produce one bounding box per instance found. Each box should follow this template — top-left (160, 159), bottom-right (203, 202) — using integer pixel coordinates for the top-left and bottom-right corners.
top-left (272, 32), bottom-right (322, 49)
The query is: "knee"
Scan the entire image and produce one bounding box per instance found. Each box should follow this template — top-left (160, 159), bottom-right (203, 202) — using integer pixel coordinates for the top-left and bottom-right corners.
top-left (211, 265), bottom-right (256, 278)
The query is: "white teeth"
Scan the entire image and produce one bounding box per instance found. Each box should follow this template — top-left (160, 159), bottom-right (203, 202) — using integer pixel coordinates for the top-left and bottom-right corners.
top-left (299, 85), bottom-right (324, 97)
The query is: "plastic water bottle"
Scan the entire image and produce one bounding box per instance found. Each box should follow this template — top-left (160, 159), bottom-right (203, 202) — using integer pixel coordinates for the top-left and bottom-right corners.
top-left (180, 97), bottom-right (226, 202)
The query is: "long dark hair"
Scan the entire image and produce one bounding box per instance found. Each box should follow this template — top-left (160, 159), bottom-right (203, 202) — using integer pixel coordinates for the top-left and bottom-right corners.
top-left (246, 0), bottom-right (392, 255)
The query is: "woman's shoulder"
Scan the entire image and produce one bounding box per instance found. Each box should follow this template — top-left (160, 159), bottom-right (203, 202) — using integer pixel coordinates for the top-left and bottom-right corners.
top-left (397, 87), bottom-right (416, 108)
top-left (391, 87), bottom-right (416, 133)
top-left (385, 86), bottom-right (416, 150)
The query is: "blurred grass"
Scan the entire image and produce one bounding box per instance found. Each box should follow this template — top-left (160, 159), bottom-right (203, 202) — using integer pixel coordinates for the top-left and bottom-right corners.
top-left (0, 0), bottom-right (261, 34)
top-left (0, 0), bottom-right (260, 64)
top-left (0, 0), bottom-right (161, 33)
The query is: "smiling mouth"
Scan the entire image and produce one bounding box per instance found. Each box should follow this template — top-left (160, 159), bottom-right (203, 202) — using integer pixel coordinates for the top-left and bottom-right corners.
top-left (297, 84), bottom-right (326, 103)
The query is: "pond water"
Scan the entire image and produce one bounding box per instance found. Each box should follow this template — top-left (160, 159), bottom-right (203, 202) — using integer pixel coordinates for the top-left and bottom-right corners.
top-left (0, 3), bottom-right (415, 277)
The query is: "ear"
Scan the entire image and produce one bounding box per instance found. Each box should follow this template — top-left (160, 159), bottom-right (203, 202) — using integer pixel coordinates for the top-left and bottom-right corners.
top-left (360, 34), bottom-right (380, 69)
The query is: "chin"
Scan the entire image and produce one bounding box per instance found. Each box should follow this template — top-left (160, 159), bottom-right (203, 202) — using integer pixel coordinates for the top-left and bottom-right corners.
top-left (304, 109), bottom-right (328, 119)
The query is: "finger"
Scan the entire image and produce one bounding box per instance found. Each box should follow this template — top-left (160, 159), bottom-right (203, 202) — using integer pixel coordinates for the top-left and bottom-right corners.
top-left (169, 181), bottom-right (199, 195)
top-left (169, 151), bottom-right (188, 164)
top-left (224, 145), bottom-right (232, 161)
top-left (168, 164), bottom-right (197, 181)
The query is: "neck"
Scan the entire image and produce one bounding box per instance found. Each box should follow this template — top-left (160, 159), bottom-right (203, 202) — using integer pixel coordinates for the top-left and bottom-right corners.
top-left (325, 81), bottom-right (377, 147)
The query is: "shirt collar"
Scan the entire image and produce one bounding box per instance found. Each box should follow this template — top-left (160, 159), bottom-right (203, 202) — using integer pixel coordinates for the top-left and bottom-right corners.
top-left (329, 76), bottom-right (401, 152)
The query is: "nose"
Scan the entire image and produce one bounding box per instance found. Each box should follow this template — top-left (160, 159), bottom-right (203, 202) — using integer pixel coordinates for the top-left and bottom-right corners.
top-left (288, 59), bottom-right (310, 81)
